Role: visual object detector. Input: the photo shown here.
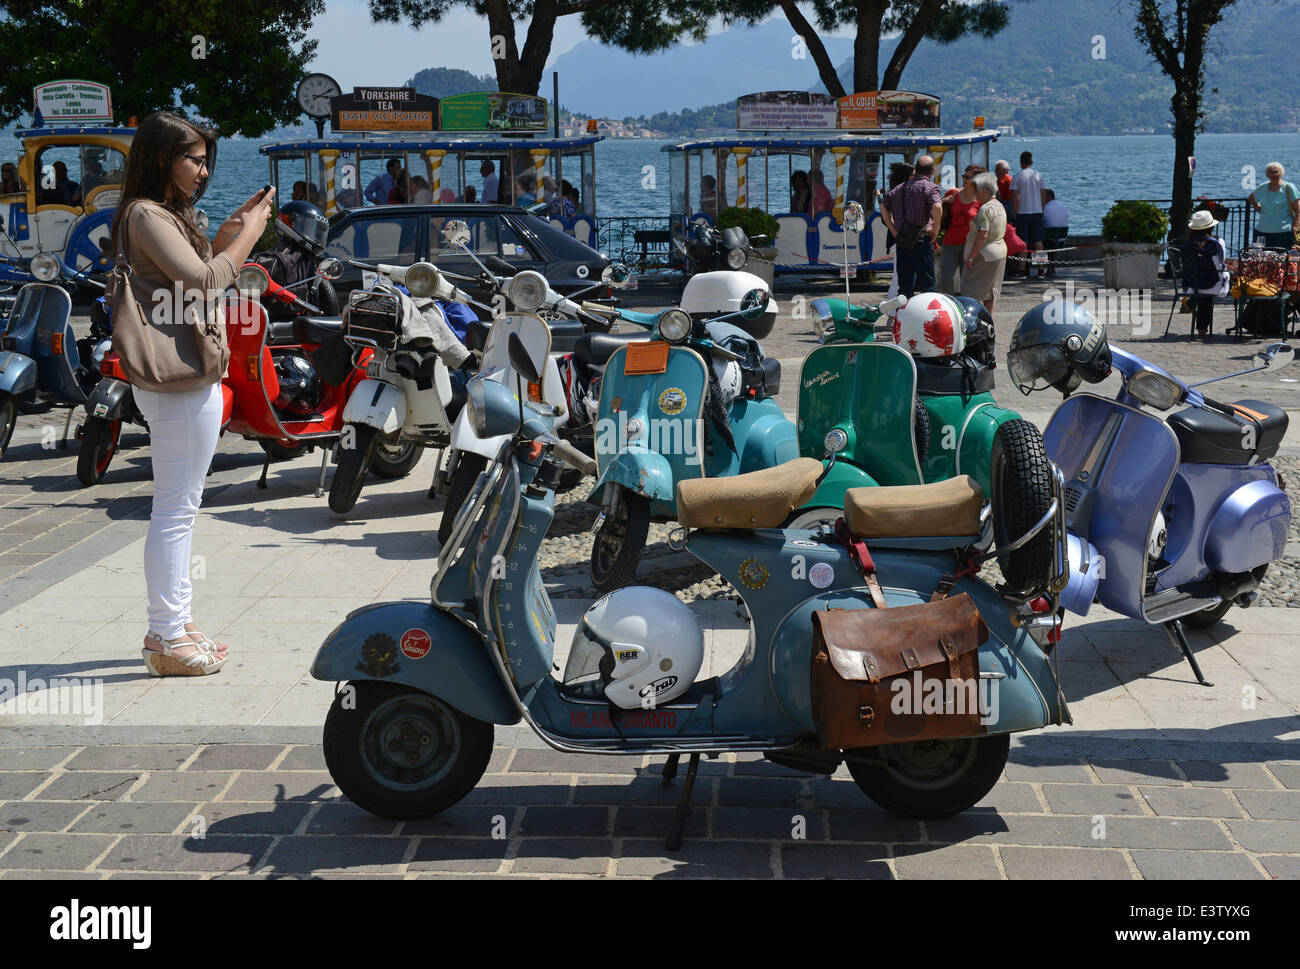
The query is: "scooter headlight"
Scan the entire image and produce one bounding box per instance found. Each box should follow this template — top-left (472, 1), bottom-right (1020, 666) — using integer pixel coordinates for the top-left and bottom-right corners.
top-left (657, 308), bottom-right (692, 343)
top-left (1126, 370), bottom-right (1185, 410)
top-left (725, 246), bottom-right (748, 270)
top-left (91, 339), bottom-right (112, 371)
top-left (237, 263), bottom-right (271, 296)
top-left (30, 252), bottom-right (61, 282)
top-left (403, 262), bottom-right (442, 299)
top-left (507, 270), bottom-right (549, 312)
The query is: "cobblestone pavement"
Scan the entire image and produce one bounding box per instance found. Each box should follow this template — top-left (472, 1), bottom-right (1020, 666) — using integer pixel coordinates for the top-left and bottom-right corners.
top-left (0, 264), bottom-right (1296, 878)
top-left (0, 739), bottom-right (1297, 879)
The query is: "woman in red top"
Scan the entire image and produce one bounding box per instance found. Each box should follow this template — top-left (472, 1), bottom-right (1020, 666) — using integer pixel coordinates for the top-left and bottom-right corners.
top-left (937, 165), bottom-right (985, 295)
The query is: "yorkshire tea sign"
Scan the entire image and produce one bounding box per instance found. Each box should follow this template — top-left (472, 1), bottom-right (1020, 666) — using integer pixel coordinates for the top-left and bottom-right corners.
top-left (440, 92), bottom-right (547, 132)
top-left (33, 81), bottom-right (113, 123)
top-left (331, 88), bottom-right (438, 132)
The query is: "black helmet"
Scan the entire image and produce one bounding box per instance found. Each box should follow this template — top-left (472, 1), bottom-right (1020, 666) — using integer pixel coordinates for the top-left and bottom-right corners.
top-left (277, 200), bottom-right (329, 253)
top-left (955, 296), bottom-right (995, 364)
top-left (272, 354), bottom-right (322, 415)
top-left (1008, 300), bottom-right (1111, 396)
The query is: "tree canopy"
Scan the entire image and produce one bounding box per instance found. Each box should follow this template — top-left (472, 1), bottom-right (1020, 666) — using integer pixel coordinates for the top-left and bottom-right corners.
top-left (0, 0), bottom-right (325, 135)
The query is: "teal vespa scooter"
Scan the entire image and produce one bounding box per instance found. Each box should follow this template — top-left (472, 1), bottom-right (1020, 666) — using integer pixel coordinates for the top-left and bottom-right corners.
top-left (580, 290), bottom-right (798, 593)
top-left (309, 328), bottom-right (1071, 847)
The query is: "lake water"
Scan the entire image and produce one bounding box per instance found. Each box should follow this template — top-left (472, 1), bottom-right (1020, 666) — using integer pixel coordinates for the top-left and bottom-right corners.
top-left (4, 130), bottom-right (1300, 235)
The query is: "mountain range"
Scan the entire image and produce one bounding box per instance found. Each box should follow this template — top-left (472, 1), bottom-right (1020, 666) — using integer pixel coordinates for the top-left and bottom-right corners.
top-left (543, 0), bottom-right (1297, 135)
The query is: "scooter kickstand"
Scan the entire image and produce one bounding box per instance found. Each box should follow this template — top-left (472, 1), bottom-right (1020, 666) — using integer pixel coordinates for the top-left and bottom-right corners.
top-left (59, 407), bottom-right (77, 449)
top-left (661, 753), bottom-right (680, 786)
top-left (314, 447), bottom-right (330, 498)
top-left (664, 752), bottom-right (700, 851)
top-left (257, 455), bottom-right (271, 490)
top-left (1164, 619), bottom-right (1214, 687)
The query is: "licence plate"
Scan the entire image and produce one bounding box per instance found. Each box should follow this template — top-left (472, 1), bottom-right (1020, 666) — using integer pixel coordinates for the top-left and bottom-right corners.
top-left (623, 341), bottom-right (670, 375)
top-left (366, 360), bottom-right (384, 379)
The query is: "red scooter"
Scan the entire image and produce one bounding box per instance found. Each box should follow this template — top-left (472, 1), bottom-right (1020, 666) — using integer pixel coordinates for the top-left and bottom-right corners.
top-left (224, 262), bottom-right (420, 495)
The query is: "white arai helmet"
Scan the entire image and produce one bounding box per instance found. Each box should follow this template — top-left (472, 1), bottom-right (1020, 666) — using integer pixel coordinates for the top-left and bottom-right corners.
top-left (562, 588), bottom-right (704, 709)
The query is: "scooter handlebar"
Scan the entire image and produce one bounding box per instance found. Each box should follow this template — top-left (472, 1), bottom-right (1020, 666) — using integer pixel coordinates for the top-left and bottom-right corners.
top-left (552, 439), bottom-right (597, 477)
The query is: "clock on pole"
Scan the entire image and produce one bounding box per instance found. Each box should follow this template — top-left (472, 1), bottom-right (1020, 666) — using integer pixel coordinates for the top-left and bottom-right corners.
top-left (296, 73), bottom-right (341, 138)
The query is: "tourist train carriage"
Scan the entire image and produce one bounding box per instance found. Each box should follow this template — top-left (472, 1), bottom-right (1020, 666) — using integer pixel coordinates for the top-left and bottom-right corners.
top-left (663, 129), bottom-right (998, 276)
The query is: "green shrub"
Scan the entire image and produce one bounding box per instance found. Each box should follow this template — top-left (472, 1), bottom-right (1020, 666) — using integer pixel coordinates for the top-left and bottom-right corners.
top-left (1101, 200), bottom-right (1169, 244)
top-left (715, 206), bottom-right (780, 244)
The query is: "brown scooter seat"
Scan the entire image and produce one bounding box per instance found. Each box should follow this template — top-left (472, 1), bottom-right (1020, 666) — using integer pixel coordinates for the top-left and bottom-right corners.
top-left (677, 458), bottom-right (823, 529)
top-left (843, 476), bottom-right (984, 539)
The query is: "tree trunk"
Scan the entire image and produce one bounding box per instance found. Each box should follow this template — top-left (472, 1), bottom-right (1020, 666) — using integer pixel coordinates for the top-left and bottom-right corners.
top-left (881, 0), bottom-right (947, 90)
top-left (778, 0), bottom-right (845, 97)
top-left (1169, 101), bottom-right (1197, 243)
top-left (517, 0), bottom-right (559, 95)
top-left (484, 0), bottom-right (524, 92)
top-left (853, 0), bottom-right (889, 93)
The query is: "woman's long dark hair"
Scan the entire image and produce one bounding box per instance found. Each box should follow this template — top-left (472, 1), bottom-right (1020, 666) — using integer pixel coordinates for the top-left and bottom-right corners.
top-left (111, 111), bottom-right (217, 258)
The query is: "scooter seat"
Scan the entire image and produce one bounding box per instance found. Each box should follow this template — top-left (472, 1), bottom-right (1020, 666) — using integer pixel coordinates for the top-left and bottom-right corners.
top-left (465, 319), bottom-right (492, 354)
top-left (292, 316), bottom-right (343, 346)
top-left (574, 330), bottom-right (653, 371)
top-left (677, 458), bottom-right (823, 529)
top-left (844, 476), bottom-right (984, 539)
top-left (1167, 399), bottom-right (1287, 465)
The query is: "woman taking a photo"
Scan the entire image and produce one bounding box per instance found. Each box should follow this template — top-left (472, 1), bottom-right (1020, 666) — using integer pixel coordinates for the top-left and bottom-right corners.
top-left (111, 111), bottom-right (275, 676)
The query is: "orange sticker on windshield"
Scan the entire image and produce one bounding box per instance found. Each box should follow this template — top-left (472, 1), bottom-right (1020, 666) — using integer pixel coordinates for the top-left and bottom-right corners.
top-left (623, 341), bottom-right (670, 375)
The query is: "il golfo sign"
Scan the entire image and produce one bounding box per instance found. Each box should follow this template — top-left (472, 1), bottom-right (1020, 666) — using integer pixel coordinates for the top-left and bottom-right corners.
top-left (331, 88), bottom-right (439, 132)
top-left (33, 81), bottom-right (113, 123)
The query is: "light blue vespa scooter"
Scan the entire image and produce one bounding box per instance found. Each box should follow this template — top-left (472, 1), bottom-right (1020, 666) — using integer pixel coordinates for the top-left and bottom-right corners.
top-left (309, 328), bottom-right (1071, 846)
top-left (0, 258), bottom-right (110, 459)
top-left (580, 290), bottom-right (798, 592)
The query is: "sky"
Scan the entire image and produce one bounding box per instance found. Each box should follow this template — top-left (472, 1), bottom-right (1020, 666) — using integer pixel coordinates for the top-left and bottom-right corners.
top-left (307, 0), bottom-right (855, 87)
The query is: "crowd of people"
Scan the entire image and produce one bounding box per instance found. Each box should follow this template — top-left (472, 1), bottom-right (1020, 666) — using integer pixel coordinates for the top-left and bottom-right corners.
top-left (879, 149), bottom-right (1069, 315)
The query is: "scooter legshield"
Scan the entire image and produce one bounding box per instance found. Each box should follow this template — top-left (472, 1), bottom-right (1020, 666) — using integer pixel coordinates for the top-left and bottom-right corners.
top-left (797, 342), bottom-right (922, 486)
top-left (1044, 393), bottom-right (1180, 620)
top-left (310, 601), bottom-right (521, 726)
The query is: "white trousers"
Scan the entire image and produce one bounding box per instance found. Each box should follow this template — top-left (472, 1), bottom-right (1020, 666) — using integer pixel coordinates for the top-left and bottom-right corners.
top-left (133, 382), bottom-right (223, 639)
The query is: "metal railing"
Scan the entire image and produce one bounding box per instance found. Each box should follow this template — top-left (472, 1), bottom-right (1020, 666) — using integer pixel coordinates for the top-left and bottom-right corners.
top-left (1118, 197), bottom-right (1257, 253)
top-left (595, 215), bottom-right (678, 273)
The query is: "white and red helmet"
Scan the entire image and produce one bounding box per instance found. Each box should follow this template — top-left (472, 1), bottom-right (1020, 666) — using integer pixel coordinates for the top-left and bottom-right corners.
top-left (890, 293), bottom-right (968, 358)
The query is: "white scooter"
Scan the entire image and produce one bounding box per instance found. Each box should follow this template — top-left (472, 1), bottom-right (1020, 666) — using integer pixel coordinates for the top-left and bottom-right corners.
top-left (329, 259), bottom-right (479, 514)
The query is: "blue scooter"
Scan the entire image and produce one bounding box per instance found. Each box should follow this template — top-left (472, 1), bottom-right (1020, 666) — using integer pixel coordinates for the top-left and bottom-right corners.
top-left (0, 255), bottom-right (109, 459)
top-left (581, 290), bottom-right (797, 592)
top-left (310, 327), bottom-right (1071, 845)
top-left (1017, 322), bottom-right (1292, 686)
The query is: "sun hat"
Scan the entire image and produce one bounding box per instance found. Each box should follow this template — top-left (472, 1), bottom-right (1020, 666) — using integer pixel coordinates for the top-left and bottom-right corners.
top-left (1188, 210), bottom-right (1218, 231)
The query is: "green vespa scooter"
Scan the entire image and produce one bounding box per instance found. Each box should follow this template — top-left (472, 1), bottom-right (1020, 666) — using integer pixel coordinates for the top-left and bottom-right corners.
top-left (795, 293), bottom-right (1057, 602)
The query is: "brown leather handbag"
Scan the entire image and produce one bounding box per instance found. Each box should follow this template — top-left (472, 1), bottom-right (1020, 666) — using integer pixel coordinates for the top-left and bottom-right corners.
top-left (109, 201), bottom-right (228, 393)
top-left (810, 593), bottom-right (989, 751)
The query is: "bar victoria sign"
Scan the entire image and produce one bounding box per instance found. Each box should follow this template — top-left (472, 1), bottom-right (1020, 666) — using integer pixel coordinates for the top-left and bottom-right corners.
top-left (330, 87), bottom-right (439, 132)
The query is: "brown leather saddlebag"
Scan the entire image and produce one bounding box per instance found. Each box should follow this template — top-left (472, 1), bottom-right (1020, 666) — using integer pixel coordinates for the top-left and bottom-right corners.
top-left (810, 594), bottom-right (989, 750)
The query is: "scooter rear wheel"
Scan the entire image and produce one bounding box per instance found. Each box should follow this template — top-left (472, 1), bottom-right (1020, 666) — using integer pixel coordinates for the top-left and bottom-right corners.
top-left (437, 453), bottom-right (486, 545)
top-left (847, 733), bottom-right (1009, 819)
top-left (591, 492), bottom-right (651, 594)
top-left (0, 394), bottom-right (16, 459)
top-left (259, 439), bottom-right (309, 462)
top-left (76, 417), bottom-right (122, 487)
top-left (323, 681), bottom-right (493, 819)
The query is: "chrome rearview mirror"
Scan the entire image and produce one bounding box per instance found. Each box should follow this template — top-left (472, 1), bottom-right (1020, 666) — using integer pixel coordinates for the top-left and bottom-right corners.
top-left (602, 263), bottom-right (632, 288)
top-left (317, 257), bottom-right (343, 279)
top-left (739, 288), bottom-right (770, 319)
top-left (442, 220), bottom-right (472, 249)
top-left (1253, 342), bottom-right (1294, 372)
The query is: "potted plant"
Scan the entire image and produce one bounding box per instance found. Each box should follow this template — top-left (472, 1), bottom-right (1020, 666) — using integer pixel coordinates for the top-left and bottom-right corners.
top-left (1195, 196), bottom-right (1230, 221)
top-left (1100, 200), bottom-right (1169, 290)
top-left (716, 206), bottom-right (780, 287)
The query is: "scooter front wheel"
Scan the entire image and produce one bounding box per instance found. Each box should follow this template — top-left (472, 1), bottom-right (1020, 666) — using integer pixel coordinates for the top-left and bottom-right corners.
top-left (323, 681), bottom-right (493, 819)
top-left (846, 733), bottom-right (1009, 819)
top-left (329, 424), bottom-right (378, 514)
top-left (591, 492), bottom-right (651, 594)
top-left (76, 417), bottom-right (122, 487)
top-left (437, 452), bottom-right (486, 545)
top-left (370, 438), bottom-right (423, 479)
top-left (0, 394), bottom-right (16, 459)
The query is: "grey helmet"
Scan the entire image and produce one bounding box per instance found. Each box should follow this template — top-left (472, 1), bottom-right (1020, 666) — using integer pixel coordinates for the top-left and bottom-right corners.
top-left (1008, 300), bottom-right (1111, 396)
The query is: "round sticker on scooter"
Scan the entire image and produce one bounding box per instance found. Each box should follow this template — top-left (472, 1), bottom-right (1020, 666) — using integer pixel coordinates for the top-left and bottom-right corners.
top-left (808, 562), bottom-right (835, 589)
top-left (658, 387), bottom-right (688, 415)
top-left (400, 628), bottom-right (432, 660)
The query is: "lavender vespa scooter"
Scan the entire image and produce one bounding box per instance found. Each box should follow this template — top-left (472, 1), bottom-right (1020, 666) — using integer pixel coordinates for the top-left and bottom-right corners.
top-left (1010, 301), bottom-right (1292, 685)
